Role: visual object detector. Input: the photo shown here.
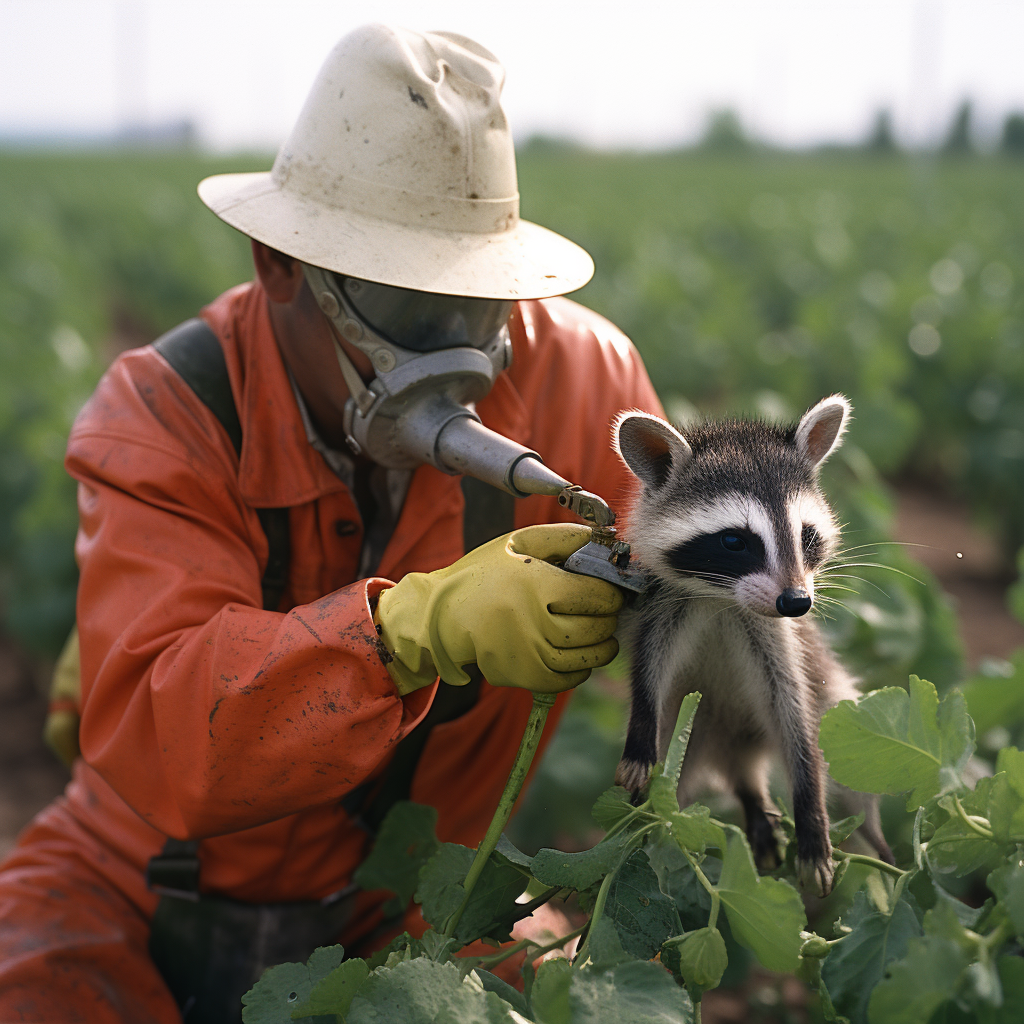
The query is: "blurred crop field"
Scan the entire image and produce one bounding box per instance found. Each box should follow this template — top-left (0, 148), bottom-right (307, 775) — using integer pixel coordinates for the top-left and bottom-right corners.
top-left (2, 146), bottom-right (1024, 867)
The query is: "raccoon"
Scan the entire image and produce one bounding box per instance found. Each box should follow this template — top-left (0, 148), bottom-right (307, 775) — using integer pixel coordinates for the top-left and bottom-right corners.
top-left (612, 396), bottom-right (888, 897)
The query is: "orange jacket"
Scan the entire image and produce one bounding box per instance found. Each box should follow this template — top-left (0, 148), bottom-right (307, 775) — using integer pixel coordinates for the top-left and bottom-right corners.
top-left (63, 282), bottom-right (663, 912)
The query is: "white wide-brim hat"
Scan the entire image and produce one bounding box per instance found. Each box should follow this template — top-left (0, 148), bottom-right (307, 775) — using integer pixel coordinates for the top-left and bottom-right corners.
top-left (199, 25), bottom-right (594, 300)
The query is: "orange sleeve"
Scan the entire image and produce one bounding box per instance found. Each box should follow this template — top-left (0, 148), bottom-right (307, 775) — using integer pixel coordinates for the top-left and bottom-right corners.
top-left (66, 353), bottom-right (433, 841)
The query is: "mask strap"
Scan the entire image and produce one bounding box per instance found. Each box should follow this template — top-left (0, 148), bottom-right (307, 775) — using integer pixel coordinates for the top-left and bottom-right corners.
top-left (328, 322), bottom-right (377, 417)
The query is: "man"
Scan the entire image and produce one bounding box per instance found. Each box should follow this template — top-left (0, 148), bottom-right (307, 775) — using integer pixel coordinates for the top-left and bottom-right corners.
top-left (0, 24), bottom-right (662, 1023)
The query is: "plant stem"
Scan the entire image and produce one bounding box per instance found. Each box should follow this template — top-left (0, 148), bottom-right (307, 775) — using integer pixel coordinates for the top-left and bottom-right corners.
top-left (444, 692), bottom-right (556, 939)
top-left (833, 850), bottom-right (907, 880)
top-left (953, 794), bottom-right (994, 839)
top-left (683, 851), bottom-right (720, 930)
top-left (573, 869), bottom-right (616, 968)
top-left (471, 923), bottom-right (590, 972)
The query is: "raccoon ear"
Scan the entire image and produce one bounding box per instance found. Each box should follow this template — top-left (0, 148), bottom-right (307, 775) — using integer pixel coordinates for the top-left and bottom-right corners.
top-left (614, 411), bottom-right (692, 489)
top-left (796, 395), bottom-right (851, 467)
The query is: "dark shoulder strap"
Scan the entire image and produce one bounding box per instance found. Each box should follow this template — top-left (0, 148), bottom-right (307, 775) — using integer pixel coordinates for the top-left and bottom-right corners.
top-left (152, 319), bottom-right (289, 613)
top-left (154, 319), bottom-right (242, 456)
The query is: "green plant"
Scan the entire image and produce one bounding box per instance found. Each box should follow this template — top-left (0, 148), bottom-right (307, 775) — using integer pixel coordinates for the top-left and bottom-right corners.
top-left (241, 670), bottom-right (1024, 1023)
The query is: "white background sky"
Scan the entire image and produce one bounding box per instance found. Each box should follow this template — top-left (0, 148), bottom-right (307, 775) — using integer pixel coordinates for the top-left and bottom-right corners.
top-left (2, 0), bottom-right (1023, 151)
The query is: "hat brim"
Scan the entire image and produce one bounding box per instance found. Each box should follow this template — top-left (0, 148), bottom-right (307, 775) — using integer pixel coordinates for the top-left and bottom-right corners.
top-left (197, 172), bottom-right (594, 301)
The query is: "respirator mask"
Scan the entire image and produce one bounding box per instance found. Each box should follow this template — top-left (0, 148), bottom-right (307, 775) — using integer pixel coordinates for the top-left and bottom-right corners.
top-left (304, 264), bottom-right (569, 497)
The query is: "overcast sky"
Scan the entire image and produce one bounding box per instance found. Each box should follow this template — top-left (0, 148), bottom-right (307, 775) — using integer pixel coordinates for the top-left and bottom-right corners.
top-left (2, 0), bottom-right (1023, 151)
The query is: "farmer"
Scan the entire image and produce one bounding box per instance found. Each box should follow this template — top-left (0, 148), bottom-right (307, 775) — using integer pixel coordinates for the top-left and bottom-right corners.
top-left (0, 24), bottom-right (662, 1024)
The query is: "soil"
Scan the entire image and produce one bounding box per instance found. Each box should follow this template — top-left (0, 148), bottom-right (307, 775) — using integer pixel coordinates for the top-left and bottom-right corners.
top-left (0, 483), bottom-right (1020, 1021)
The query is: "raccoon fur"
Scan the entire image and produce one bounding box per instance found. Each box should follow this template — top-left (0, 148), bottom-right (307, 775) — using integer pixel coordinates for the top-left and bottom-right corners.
top-left (613, 395), bottom-right (890, 897)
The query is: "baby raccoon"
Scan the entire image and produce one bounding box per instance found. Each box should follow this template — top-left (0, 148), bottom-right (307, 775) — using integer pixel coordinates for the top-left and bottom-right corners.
top-left (613, 396), bottom-right (887, 897)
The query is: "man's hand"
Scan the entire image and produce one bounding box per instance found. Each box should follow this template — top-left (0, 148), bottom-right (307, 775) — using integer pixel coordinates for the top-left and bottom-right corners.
top-left (375, 524), bottom-right (623, 695)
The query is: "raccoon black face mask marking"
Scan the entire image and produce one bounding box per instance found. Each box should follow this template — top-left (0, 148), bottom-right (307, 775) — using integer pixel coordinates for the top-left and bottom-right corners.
top-left (613, 396), bottom-right (891, 897)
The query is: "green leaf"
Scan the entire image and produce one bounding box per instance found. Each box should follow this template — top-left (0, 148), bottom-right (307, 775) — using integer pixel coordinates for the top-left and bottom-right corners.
top-left (416, 843), bottom-right (525, 943)
top-left (291, 959), bottom-right (369, 1020)
top-left (533, 959), bottom-right (694, 1024)
top-left (531, 832), bottom-right (631, 891)
top-left (241, 946), bottom-right (345, 1024)
top-left (661, 927), bottom-right (728, 992)
top-left (866, 931), bottom-right (969, 1024)
top-left (531, 957), bottom-right (573, 1024)
top-left (819, 676), bottom-right (973, 809)
top-left (592, 786), bottom-right (634, 832)
top-left (821, 890), bottom-right (922, 1024)
top-left (361, 933), bottom-right (423, 971)
top-left (645, 829), bottom-right (717, 932)
top-left (928, 778), bottom-right (1003, 875)
top-left (584, 916), bottom-right (633, 972)
top-left (989, 748), bottom-right (1024, 843)
top-left (668, 805), bottom-right (727, 855)
top-left (828, 813), bottom-right (865, 847)
top-left (345, 958), bottom-right (512, 1024)
top-left (472, 969), bottom-right (532, 1020)
top-left (648, 693), bottom-right (703, 818)
top-left (976, 957), bottom-right (1024, 1024)
top-left (602, 850), bottom-right (682, 960)
top-left (352, 802), bottom-right (440, 916)
top-left (715, 832), bottom-right (806, 973)
top-left (988, 862), bottom-right (1024, 938)
top-left (494, 834), bottom-right (534, 871)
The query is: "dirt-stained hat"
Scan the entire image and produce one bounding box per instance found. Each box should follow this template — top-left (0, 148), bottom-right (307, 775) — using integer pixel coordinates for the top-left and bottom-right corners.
top-left (198, 24), bottom-right (594, 300)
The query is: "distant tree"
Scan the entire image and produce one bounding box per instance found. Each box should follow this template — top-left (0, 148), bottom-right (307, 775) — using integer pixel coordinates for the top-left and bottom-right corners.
top-left (865, 109), bottom-right (898, 154)
top-left (941, 100), bottom-right (973, 156)
top-left (698, 109), bottom-right (752, 154)
top-left (1001, 112), bottom-right (1024, 156)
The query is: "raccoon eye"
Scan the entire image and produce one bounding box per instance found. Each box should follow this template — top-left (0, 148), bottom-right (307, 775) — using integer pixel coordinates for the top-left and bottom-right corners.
top-left (720, 532), bottom-right (747, 552)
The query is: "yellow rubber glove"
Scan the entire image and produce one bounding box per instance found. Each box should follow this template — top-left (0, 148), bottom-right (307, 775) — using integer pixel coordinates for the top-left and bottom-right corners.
top-left (376, 524), bottom-right (623, 695)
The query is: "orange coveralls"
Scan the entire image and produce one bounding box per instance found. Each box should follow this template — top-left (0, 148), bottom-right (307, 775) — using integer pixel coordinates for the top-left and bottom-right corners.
top-left (0, 281), bottom-right (662, 1022)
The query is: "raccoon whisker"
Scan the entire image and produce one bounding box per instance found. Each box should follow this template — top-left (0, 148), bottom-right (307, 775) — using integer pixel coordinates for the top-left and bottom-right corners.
top-left (825, 561), bottom-right (924, 585)
top-left (814, 570), bottom-right (892, 593)
top-left (813, 582), bottom-right (859, 595)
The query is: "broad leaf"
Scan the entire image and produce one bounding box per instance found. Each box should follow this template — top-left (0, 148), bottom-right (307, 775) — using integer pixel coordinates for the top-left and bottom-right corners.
top-left (532, 958), bottom-right (694, 1024)
top-left (291, 958), bottom-right (368, 1020)
top-left (416, 843), bottom-right (525, 943)
top-left (715, 832), bottom-right (806, 973)
top-left (988, 862), bottom-right (1024, 938)
top-left (821, 890), bottom-right (922, 1024)
top-left (584, 916), bottom-right (633, 972)
top-left (345, 958), bottom-right (511, 1023)
top-left (961, 652), bottom-right (1024, 737)
top-left (531, 832), bottom-right (631, 892)
top-left (241, 945), bottom-right (345, 1024)
top-left (668, 804), bottom-right (727, 855)
top-left (661, 926), bottom-right (727, 992)
top-left (353, 802), bottom-right (440, 916)
top-left (989, 747), bottom-right (1024, 843)
top-left (645, 829), bottom-right (717, 932)
top-left (494, 834), bottom-right (534, 872)
top-left (592, 786), bottom-right (633, 832)
top-left (601, 849), bottom-right (682, 960)
top-left (472, 969), bottom-right (532, 1020)
top-left (866, 931), bottom-right (969, 1024)
top-left (819, 676), bottom-right (972, 809)
top-left (928, 778), bottom-right (1003, 875)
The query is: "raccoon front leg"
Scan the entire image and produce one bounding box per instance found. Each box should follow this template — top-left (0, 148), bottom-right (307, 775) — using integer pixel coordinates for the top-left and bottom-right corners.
top-left (616, 590), bottom-right (687, 801)
top-left (731, 753), bottom-right (783, 872)
top-left (752, 622), bottom-right (834, 896)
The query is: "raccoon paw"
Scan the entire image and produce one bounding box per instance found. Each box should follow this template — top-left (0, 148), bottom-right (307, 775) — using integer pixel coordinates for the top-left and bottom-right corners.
top-left (748, 817), bottom-right (783, 873)
top-left (796, 853), bottom-right (835, 898)
top-left (615, 758), bottom-right (651, 804)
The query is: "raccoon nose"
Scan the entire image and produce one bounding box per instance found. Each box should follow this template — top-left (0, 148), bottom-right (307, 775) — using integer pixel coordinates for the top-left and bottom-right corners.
top-left (777, 588), bottom-right (812, 617)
